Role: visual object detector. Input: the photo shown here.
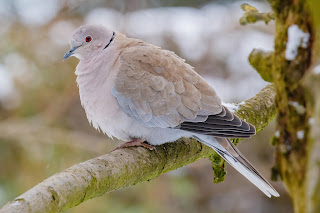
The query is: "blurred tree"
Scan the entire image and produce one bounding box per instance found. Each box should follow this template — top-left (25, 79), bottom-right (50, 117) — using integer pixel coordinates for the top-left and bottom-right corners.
top-left (245, 0), bottom-right (320, 212)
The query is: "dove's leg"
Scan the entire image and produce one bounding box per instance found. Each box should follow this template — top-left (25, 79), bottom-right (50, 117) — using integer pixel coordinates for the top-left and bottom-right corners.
top-left (115, 138), bottom-right (156, 150)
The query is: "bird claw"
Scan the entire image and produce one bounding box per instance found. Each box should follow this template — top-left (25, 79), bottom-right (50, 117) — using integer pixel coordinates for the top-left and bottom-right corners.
top-left (114, 139), bottom-right (156, 151)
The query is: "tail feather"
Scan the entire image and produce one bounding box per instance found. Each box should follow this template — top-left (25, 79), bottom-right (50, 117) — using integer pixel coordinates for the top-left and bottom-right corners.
top-left (194, 135), bottom-right (279, 198)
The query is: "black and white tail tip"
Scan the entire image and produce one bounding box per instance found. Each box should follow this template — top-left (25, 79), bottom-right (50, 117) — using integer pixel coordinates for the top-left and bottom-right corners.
top-left (195, 136), bottom-right (280, 198)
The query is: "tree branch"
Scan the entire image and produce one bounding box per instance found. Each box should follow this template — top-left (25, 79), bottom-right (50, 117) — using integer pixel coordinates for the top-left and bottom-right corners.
top-left (239, 3), bottom-right (275, 25)
top-left (249, 49), bottom-right (273, 82)
top-left (0, 85), bottom-right (277, 213)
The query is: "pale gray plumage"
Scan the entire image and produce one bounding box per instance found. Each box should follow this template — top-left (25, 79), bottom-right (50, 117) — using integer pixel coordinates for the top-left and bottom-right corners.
top-left (63, 24), bottom-right (279, 198)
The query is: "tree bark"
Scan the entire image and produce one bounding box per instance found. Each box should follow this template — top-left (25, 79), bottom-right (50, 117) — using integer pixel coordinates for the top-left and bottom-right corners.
top-left (305, 2), bottom-right (320, 212)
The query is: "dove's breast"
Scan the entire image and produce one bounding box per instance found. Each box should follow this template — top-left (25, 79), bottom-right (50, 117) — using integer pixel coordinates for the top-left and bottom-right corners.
top-left (75, 56), bottom-right (136, 141)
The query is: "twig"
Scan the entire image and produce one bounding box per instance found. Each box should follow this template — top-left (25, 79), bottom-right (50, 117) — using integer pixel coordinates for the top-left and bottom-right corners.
top-left (239, 3), bottom-right (275, 25)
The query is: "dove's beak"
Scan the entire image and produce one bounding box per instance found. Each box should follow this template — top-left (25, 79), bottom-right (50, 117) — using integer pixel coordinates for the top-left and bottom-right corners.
top-left (63, 45), bottom-right (80, 61)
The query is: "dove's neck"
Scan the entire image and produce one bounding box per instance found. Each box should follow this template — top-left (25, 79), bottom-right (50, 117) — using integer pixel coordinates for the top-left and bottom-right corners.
top-left (75, 43), bottom-right (122, 105)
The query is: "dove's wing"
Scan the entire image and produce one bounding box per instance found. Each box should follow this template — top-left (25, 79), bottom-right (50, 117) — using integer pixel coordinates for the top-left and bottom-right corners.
top-left (112, 43), bottom-right (255, 138)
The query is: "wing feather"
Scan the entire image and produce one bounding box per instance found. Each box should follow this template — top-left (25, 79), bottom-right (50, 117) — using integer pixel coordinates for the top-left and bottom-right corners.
top-left (113, 42), bottom-right (221, 128)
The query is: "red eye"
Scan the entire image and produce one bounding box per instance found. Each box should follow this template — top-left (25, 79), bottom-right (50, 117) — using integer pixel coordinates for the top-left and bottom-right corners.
top-left (85, 36), bottom-right (92, 42)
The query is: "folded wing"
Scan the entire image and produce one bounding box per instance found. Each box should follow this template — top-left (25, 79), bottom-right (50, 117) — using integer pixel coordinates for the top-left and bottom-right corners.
top-left (113, 42), bottom-right (255, 138)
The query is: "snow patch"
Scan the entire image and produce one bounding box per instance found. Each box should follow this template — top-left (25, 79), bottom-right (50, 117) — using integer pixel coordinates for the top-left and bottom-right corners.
top-left (297, 130), bottom-right (304, 140)
top-left (308, 117), bottom-right (315, 125)
top-left (313, 65), bottom-right (320, 75)
top-left (12, 200), bottom-right (21, 206)
top-left (289, 101), bottom-right (306, 114)
top-left (285, 25), bottom-right (310, 61)
top-left (223, 102), bottom-right (242, 113)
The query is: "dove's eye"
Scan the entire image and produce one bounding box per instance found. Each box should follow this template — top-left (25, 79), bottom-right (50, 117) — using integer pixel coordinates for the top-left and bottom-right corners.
top-left (85, 36), bottom-right (92, 42)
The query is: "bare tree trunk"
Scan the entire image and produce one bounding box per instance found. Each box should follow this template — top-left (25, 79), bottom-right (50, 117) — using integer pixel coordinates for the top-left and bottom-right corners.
top-left (242, 1), bottom-right (317, 212)
top-left (305, 72), bottom-right (320, 213)
top-left (267, 1), bottom-right (313, 212)
top-left (305, 2), bottom-right (320, 212)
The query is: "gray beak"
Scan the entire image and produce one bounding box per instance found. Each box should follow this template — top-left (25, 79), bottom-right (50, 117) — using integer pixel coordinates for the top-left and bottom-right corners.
top-left (63, 46), bottom-right (79, 61)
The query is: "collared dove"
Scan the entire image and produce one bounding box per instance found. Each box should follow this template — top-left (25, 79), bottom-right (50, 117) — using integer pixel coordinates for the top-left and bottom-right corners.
top-left (63, 25), bottom-right (279, 198)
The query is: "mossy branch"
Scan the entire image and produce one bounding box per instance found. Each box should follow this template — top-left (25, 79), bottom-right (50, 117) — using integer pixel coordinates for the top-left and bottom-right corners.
top-left (249, 49), bottom-right (273, 82)
top-left (0, 85), bottom-right (277, 213)
top-left (237, 85), bottom-right (276, 129)
top-left (239, 3), bottom-right (275, 25)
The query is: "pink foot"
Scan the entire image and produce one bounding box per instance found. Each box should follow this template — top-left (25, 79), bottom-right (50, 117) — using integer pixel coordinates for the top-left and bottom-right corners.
top-left (115, 139), bottom-right (156, 151)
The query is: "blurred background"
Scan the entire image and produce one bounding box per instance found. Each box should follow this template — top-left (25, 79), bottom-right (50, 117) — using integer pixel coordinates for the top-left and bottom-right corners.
top-left (0, 0), bottom-right (293, 212)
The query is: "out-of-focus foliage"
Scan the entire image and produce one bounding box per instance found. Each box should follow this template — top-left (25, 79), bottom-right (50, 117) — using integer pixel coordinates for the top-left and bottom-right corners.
top-left (0, 0), bottom-right (292, 212)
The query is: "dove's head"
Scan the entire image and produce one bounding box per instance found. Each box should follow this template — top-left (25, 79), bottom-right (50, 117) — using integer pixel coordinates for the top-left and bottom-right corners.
top-left (63, 25), bottom-right (115, 61)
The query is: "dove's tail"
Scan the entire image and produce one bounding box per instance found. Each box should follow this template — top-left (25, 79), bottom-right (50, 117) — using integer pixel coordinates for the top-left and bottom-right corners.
top-left (193, 135), bottom-right (279, 198)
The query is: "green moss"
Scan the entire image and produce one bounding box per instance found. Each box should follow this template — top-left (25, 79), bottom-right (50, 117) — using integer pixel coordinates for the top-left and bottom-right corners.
top-left (231, 138), bottom-right (240, 146)
top-left (271, 166), bottom-right (281, 181)
top-left (236, 85), bottom-right (277, 131)
top-left (270, 136), bottom-right (280, 146)
top-left (209, 154), bottom-right (226, 183)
